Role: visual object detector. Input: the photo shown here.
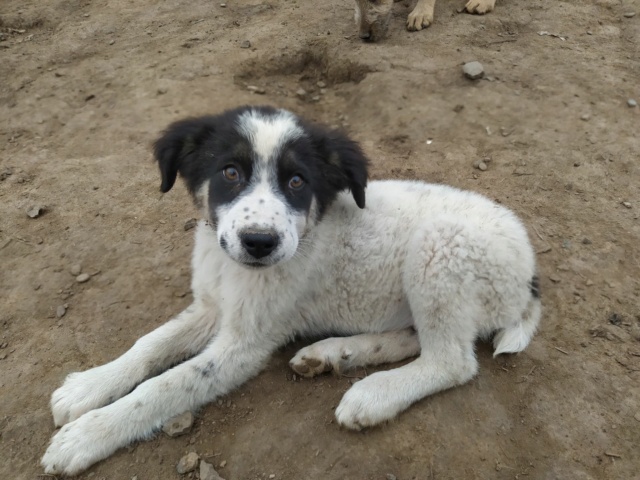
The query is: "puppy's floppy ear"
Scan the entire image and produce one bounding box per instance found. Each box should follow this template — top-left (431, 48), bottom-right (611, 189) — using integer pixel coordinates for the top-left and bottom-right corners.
top-left (153, 117), bottom-right (216, 193)
top-left (311, 126), bottom-right (369, 209)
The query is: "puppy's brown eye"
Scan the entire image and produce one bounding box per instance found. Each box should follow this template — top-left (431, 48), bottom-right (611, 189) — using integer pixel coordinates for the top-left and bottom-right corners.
top-left (288, 175), bottom-right (304, 190)
top-left (222, 166), bottom-right (240, 182)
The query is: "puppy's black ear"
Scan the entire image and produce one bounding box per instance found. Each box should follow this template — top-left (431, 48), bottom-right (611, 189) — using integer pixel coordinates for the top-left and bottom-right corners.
top-left (311, 127), bottom-right (370, 209)
top-left (153, 117), bottom-right (216, 193)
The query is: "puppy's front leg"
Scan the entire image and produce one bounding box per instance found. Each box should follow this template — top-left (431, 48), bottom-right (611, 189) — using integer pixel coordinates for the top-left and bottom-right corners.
top-left (51, 301), bottom-right (217, 427)
top-left (42, 328), bottom-right (275, 476)
top-left (407, 0), bottom-right (436, 31)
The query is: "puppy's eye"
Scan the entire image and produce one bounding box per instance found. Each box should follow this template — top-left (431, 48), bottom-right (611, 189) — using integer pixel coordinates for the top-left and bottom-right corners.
top-left (222, 166), bottom-right (240, 182)
top-left (288, 175), bottom-right (304, 190)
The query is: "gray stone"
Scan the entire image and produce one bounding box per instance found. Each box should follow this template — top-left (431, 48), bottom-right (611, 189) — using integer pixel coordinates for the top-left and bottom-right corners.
top-left (56, 305), bottom-right (67, 318)
top-left (27, 206), bottom-right (45, 218)
top-left (462, 61), bottom-right (484, 80)
top-left (76, 273), bottom-right (90, 283)
top-left (70, 264), bottom-right (82, 276)
top-left (628, 99), bottom-right (637, 108)
top-left (200, 461), bottom-right (225, 480)
top-left (240, 40), bottom-right (251, 49)
top-left (176, 452), bottom-right (200, 474)
top-left (162, 411), bottom-right (194, 437)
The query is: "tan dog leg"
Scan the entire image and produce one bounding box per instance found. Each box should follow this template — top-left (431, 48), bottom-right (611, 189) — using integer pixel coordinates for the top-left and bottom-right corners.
top-left (407, 0), bottom-right (437, 31)
top-left (465, 0), bottom-right (496, 14)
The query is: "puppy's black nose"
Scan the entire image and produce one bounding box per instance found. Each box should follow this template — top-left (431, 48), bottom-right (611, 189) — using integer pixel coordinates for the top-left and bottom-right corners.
top-left (241, 232), bottom-right (279, 259)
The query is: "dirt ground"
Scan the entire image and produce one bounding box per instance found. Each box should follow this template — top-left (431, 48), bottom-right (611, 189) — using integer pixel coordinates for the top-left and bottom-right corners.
top-left (1, 0), bottom-right (639, 479)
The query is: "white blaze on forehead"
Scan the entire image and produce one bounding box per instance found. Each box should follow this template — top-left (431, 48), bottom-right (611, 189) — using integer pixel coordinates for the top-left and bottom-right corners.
top-left (237, 109), bottom-right (304, 163)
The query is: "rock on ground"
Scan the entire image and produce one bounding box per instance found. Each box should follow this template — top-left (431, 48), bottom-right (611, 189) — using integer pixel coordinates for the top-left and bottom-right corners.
top-left (176, 452), bottom-right (200, 474)
top-left (162, 411), bottom-right (194, 437)
top-left (200, 461), bottom-right (226, 480)
top-left (462, 61), bottom-right (484, 80)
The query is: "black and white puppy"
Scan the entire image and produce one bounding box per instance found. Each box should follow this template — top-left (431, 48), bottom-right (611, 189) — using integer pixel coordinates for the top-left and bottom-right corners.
top-left (42, 106), bottom-right (541, 475)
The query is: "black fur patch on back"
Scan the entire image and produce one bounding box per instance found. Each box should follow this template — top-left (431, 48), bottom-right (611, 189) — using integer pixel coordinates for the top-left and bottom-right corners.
top-left (529, 275), bottom-right (540, 299)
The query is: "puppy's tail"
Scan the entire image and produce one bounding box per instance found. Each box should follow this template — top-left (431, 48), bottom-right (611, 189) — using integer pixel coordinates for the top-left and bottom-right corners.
top-left (493, 297), bottom-right (541, 357)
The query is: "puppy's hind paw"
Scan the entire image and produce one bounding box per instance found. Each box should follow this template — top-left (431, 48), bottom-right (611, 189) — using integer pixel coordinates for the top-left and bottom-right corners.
top-left (289, 352), bottom-right (332, 378)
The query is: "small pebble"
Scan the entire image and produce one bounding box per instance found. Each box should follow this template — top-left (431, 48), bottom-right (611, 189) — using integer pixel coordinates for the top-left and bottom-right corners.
top-left (580, 113), bottom-right (590, 121)
top-left (549, 275), bottom-right (561, 283)
top-left (109, 39), bottom-right (115, 45)
top-left (76, 273), bottom-right (91, 283)
top-left (220, 3), bottom-right (227, 7)
top-left (27, 206), bottom-right (45, 218)
top-left (473, 159), bottom-right (488, 171)
top-left (219, 460), bottom-right (227, 468)
top-left (628, 99), bottom-right (637, 108)
top-left (70, 264), bottom-right (82, 276)
top-left (176, 452), bottom-right (200, 474)
top-left (316, 80), bottom-right (326, 88)
top-left (184, 218), bottom-right (198, 231)
top-left (462, 61), bottom-right (484, 80)
top-left (56, 305), bottom-right (67, 318)
top-left (200, 461), bottom-right (225, 480)
top-left (623, 12), bottom-right (636, 18)
top-left (162, 411), bottom-right (194, 437)
top-left (582, 237), bottom-right (592, 245)
top-left (622, 201), bottom-right (632, 209)
top-left (247, 85), bottom-right (266, 94)
top-left (295, 88), bottom-right (307, 98)
top-left (634, 412), bottom-right (640, 422)
top-left (240, 40), bottom-right (251, 49)
top-left (386, 475), bottom-right (398, 480)
top-left (157, 87), bottom-right (168, 95)
top-left (269, 475), bottom-right (276, 479)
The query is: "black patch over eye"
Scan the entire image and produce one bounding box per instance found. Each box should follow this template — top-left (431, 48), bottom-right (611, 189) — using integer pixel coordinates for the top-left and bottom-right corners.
top-left (288, 175), bottom-right (304, 190)
top-left (222, 166), bottom-right (240, 182)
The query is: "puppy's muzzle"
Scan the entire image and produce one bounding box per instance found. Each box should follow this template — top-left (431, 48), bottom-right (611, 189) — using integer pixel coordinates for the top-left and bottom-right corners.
top-left (240, 231), bottom-right (279, 259)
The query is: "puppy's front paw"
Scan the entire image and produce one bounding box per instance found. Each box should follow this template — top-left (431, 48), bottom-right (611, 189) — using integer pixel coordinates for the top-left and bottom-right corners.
top-left (406, 9), bottom-right (433, 31)
top-left (51, 366), bottom-right (119, 427)
top-left (42, 410), bottom-right (117, 475)
top-left (465, 0), bottom-right (496, 14)
top-left (335, 375), bottom-right (402, 430)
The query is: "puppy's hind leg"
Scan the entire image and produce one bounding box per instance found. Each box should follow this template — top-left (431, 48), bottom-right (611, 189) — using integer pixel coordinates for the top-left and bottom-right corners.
top-left (407, 0), bottom-right (437, 31)
top-left (289, 328), bottom-right (420, 377)
top-left (336, 222), bottom-right (481, 429)
top-left (50, 301), bottom-right (218, 427)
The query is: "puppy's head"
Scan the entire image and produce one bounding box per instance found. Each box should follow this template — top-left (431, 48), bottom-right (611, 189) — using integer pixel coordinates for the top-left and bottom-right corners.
top-left (354, 0), bottom-right (394, 41)
top-left (154, 106), bottom-right (369, 269)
